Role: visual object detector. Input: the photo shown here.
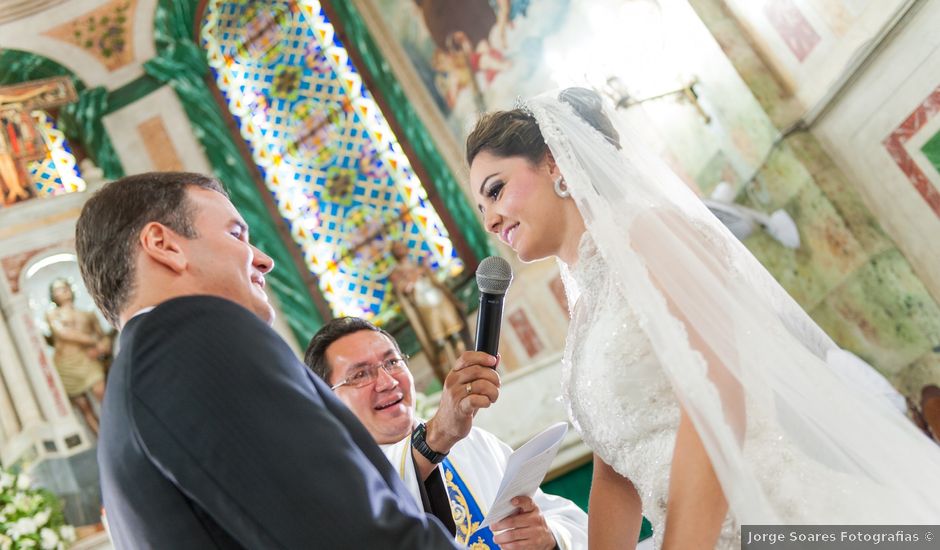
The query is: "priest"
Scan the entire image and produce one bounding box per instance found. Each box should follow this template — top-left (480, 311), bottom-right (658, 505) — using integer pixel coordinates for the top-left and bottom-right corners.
top-left (305, 316), bottom-right (588, 549)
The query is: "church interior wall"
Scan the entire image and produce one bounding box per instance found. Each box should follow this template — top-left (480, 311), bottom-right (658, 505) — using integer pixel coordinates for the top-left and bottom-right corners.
top-left (0, 184), bottom-right (110, 541)
top-left (101, 85), bottom-right (212, 174)
top-left (810, 1), bottom-right (940, 397)
top-left (720, 0), bottom-right (911, 115)
top-left (689, 0), bottom-right (940, 397)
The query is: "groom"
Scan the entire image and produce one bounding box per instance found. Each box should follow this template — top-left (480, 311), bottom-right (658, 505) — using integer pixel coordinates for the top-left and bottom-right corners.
top-left (76, 172), bottom-right (459, 548)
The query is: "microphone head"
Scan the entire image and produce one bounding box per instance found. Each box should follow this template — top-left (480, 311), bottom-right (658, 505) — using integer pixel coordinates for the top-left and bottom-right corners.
top-left (475, 256), bottom-right (513, 295)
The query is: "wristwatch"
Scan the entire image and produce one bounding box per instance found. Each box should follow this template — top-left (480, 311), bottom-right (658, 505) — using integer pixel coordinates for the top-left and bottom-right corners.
top-left (411, 422), bottom-right (448, 464)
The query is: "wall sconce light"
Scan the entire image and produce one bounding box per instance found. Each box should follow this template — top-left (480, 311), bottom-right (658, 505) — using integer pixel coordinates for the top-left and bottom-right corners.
top-left (602, 75), bottom-right (710, 123)
top-left (703, 182), bottom-right (800, 249)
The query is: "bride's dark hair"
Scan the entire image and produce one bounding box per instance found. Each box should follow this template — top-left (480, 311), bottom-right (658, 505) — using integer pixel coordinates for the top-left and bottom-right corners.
top-left (558, 87), bottom-right (621, 150)
top-left (466, 87), bottom-right (621, 166)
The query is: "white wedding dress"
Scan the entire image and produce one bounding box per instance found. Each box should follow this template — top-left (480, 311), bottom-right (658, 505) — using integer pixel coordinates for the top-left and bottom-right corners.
top-left (560, 234), bottom-right (739, 549)
top-left (558, 234), bottom-right (916, 548)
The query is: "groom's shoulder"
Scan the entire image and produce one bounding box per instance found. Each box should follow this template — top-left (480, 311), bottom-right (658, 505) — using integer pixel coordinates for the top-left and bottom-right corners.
top-left (141, 295), bottom-right (270, 334)
top-left (129, 296), bottom-right (286, 363)
top-left (151, 294), bottom-right (258, 318)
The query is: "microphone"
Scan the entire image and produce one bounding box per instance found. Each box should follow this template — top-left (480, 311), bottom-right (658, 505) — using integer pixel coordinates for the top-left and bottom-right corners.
top-left (474, 256), bottom-right (513, 357)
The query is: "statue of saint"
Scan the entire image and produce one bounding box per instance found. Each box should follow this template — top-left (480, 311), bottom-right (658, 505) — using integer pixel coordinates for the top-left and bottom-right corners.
top-left (46, 278), bottom-right (112, 436)
top-left (388, 242), bottom-right (471, 383)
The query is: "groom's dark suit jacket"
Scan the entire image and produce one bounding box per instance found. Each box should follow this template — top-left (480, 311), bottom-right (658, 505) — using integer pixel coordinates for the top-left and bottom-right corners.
top-left (98, 296), bottom-right (457, 549)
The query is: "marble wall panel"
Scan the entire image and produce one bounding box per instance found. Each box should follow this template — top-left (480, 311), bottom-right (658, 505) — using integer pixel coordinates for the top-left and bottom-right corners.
top-left (811, 249), bottom-right (940, 375)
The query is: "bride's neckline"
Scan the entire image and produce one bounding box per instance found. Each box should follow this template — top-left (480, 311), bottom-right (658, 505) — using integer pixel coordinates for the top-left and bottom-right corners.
top-left (563, 231), bottom-right (605, 285)
top-left (557, 231), bottom-right (606, 317)
top-left (569, 232), bottom-right (599, 267)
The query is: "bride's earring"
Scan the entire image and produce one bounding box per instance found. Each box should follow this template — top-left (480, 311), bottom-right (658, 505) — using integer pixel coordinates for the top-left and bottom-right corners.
top-left (553, 175), bottom-right (570, 199)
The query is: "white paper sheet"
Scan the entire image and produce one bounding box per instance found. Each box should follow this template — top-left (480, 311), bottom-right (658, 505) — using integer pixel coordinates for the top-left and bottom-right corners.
top-left (478, 422), bottom-right (569, 529)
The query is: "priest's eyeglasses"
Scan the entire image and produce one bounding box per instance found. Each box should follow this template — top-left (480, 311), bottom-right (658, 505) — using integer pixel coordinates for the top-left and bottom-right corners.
top-left (331, 356), bottom-right (409, 390)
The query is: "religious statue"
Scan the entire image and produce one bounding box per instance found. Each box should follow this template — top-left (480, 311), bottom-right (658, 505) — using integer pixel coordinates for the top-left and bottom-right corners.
top-left (45, 278), bottom-right (113, 436)
top-left (0, 77), bottom-right (77, 206)
top-left (388, 241), bottom-right (471, 383)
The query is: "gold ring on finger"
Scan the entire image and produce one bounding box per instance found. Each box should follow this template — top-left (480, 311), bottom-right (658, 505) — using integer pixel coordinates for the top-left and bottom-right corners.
top-left (466, 383), bottom-right (472, 395)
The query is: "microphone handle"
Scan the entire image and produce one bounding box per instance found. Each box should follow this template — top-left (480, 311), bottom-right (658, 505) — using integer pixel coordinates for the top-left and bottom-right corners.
top-left (474, 291), bottom-right (504, 357)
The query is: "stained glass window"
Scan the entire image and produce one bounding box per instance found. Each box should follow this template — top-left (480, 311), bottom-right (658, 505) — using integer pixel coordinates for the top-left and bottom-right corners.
top-left (201, 0), bottom-right (464, 322)
top-left (0, 108), bottom-right (86, 203)
top-left (26, 111), bottom-right (86, 197)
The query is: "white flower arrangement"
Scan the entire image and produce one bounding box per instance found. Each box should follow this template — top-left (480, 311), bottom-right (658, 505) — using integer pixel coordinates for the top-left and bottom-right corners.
top-left (0, 468), bottom-right (76, 550)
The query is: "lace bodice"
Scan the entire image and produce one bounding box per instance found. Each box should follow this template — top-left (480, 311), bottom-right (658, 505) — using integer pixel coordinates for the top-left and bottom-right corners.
top-left (560, 234), bottom-right (737, 548)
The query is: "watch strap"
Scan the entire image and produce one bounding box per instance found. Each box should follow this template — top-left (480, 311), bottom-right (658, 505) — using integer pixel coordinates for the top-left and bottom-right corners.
top-left (411, 422), bottom-right (448, 464)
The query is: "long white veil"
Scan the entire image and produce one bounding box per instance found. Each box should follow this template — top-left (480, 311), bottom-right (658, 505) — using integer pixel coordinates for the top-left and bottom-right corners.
top-left (527, 89), bottom-right (940, 523)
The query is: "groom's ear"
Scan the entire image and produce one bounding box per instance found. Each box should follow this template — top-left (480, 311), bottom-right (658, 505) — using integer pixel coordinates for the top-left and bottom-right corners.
top-left (138, 222), bottom-right (188, 274)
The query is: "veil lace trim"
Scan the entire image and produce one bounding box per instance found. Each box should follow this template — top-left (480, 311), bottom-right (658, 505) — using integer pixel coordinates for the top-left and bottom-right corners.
top-left (528, 90), bottom-right (940, 523)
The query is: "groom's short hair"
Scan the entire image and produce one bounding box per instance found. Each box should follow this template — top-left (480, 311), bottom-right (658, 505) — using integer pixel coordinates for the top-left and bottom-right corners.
top-left (75, 172), bottom-right (224, 326)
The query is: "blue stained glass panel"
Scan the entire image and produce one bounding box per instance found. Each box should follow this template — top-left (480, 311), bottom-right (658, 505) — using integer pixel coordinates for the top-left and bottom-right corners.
top-left (201, 0), bottom-right (464, 322)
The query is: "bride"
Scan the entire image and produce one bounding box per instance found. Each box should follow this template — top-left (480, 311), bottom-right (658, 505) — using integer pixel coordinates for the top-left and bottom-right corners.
top-left (465, 87), bottom-right (940, 549)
